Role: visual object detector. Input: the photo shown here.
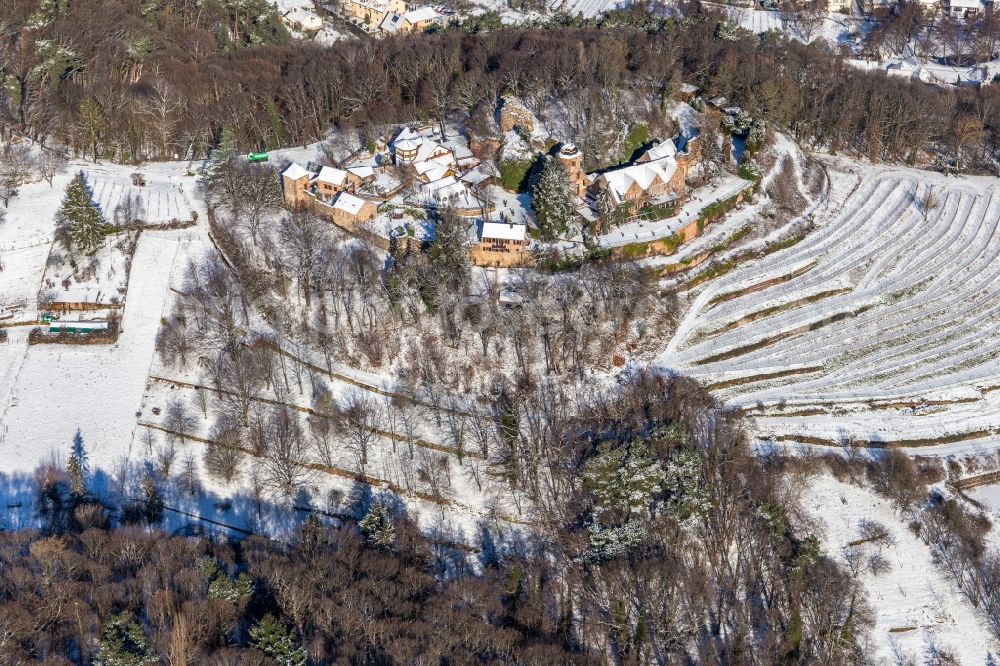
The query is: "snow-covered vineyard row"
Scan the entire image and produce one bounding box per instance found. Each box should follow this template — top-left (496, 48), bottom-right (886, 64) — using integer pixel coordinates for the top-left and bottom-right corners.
top-left (658, 168), bottom-right (1000, 449)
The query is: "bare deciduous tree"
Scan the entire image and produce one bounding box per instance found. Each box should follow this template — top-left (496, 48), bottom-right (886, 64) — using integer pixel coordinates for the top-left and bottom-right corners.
top-left (259, 408), bottom-right (314, 499)
top-left (204, 416), bottom-right (246, 485)
top-left (0, 143), bottom-right (35, 207)
top-left (334, 392), bottom-right (384, 474)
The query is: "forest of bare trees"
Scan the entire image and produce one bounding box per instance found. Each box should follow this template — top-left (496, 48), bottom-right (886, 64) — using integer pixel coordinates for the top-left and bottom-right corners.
top-left (2, 0), bottom-right (1000, 170)
top-left (8, 373), bottom-right (879, 664)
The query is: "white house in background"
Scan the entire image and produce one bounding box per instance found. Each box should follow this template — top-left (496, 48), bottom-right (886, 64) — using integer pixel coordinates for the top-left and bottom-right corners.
top-left (343, 0), bottom-right (407, 30)
top-left (282, 6), bottom-right (324, 31)
top-left (945, 0), bottom-right (986, 16)
top-left (379, 6), bottom-right (439, 33)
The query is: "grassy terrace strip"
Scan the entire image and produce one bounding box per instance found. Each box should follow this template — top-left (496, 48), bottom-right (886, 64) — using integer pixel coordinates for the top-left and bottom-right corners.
top-left (707, 261), bottom-right (820, 307)
top-left (616, 181), bottom-right (755, 262)
top-left (705, 366), bottom-right (823, 390)
top-left (771, 429), bottom-right (996, 447)
top-left (951, 470), bottom-right (1000, 490)
top-left (705, 288), bottom-right (852, 336)
top-left (694, 304), bottom-right (873, 366)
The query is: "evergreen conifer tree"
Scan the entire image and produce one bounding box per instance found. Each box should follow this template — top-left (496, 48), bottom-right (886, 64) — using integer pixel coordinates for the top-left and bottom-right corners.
top-left (94, 612), bottom-right (156, 666)
top-left (58, 173), bottom-right (104, 255)
top-left (67, 429), bottom-right (88, 498)
top-left (202, 127), bottom-right (239, 205)
top-left (250, 615), bottom-right (307, 666)
top-left (140, 463), bottom-right (164, 524)
top-left (596, 187), bottom-right (620, 229)
top-left (531, 157), bottom-right (575, 241)
top-left (358, 502), bottom-right (396, 549)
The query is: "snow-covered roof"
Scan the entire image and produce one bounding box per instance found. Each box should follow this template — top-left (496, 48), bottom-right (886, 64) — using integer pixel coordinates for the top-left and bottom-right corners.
top-left (49, 319), bottom-right (108, 330)
top-left (49, 320), bottom-right (108, 331)
top-left (419, 175), bottom-right (466, 200)
top-left (559, 143), bottom-right (582, 159)
top-left (54, 287), bottom-right (105, 304)
top-left (380, 12), bottom-right (403, 32)
top-left (332, 191), bottom-right (369, 215)
top-left (643, 140), bottom-right (677, 161)
top-left (460, 166), bottom-right (493, 186)
top-left (594, 156), bottom-right (678, 206)
top-left (350, 0), bottom-right (392, 10)
top-left (481, 221), bottom-right (526, 241)
top-left (415, 140), bottom-right (453, 165)
top-left (283, 6), bottom-right (324, 29)
top-left (313, 165), bottom-right (348, 186)
top-left (282, 162), bottom-right (312, 181)
top-left (394, 138), bottom-right (421, 153)
top-left (415, 161), bottom-right (450, 182)
top-left (392, 127), bottom-right (423, 146)
top-left (348, 165), bottom-right (374, 179)
top-left (403, 6), bottom-right (438, 23)
top-left (949, 0), bottom-right (981, 8)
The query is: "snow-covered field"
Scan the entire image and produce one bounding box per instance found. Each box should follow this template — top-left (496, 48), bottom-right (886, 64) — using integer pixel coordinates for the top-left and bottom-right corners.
top-left (82, 162), bottom-right (198, 225)
top-left (550, 0), bottom-right (625, 17)
top-left (0, 234), bottom-right (179, 471)
top-left (659, 165), bottom-right (1000, 449)
top-left (800, 474), bottom-right (997, 662)
top-left (0, 172), bottom-right (74, 322)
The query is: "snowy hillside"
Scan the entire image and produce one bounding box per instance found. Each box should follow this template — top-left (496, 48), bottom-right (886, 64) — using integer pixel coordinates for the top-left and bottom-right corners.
top-left (800, 474), bottom-right (998, 663)
top-left (659, 164), bottom-right (1000, 451)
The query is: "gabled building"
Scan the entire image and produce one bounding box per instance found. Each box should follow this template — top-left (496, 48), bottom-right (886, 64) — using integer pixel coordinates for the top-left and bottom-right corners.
top-left (945, 0), bottom-right (987, 16)
top-left (322, 191), bottom-right (377, 229)
top-left (282, 162), bottom-right (313, 208)
top-left (390, 127), bottom-right (456, 167)
top-left (282, 6), bottom-right (324, 32)
top-left (281, 161), bottom-right (380, 231)
top-left (589, 157), bottom-right (680, 210)
top-left (418, 175), bottom-right (467, 205)
top-left (379, 6), bottom-right (438, 33)
top-left (470, 221), bottom-right (529, 267)
top-left (587, 137), bottom-right (697, 214)
top-left (343, 0), bottom-right (408, 29)
top-left (312, 166), bottom-right (350, 200)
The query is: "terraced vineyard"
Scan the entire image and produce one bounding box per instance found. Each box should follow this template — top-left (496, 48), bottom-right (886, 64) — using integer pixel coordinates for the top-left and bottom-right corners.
top-left (658, 169), bottom-right (1000, 451)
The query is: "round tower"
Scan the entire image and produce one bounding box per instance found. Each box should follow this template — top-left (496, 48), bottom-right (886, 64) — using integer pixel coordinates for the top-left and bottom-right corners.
top-left (558, 143), bottom-right (587, 197)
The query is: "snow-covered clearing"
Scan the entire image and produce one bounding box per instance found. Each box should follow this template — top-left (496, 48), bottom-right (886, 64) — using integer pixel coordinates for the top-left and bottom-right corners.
top-left (800, 473), bottom-right (997, 663)
top-left (659, 165), bottom-right (1000, 449)
top-left (82, 162), bottom-right (198, 225)
top-left (0, 233), bottom-right (179, 472)
top-left (550, 0), bottom-right (625, 18)
top-left (0, 172), bottom-right (74, 322)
